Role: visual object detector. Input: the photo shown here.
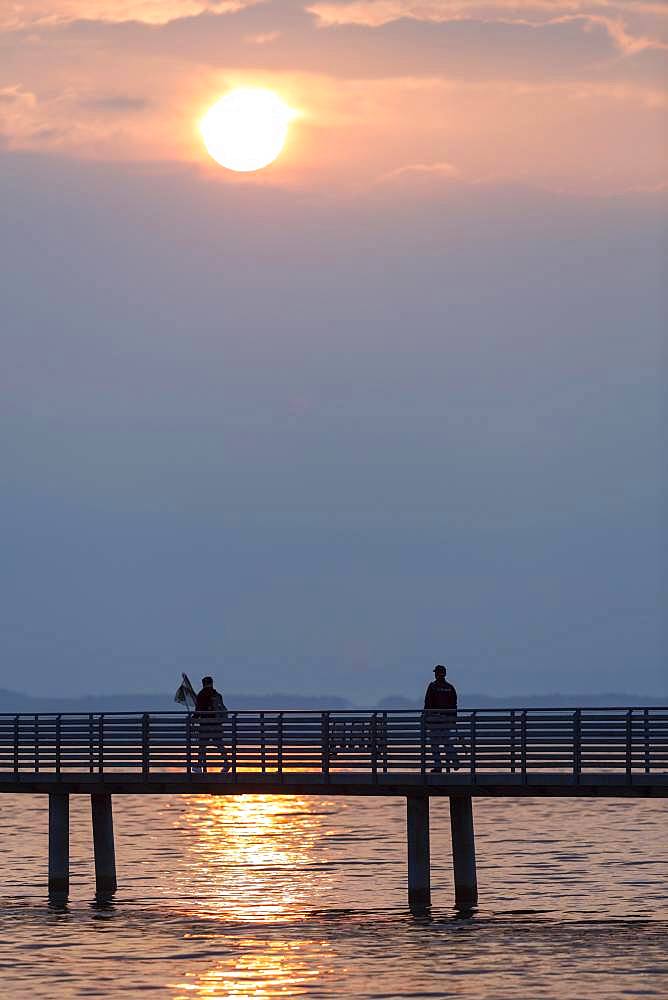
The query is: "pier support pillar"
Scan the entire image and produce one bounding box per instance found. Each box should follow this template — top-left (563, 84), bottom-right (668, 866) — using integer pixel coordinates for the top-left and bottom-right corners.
top-left (91, 794), bottom-right (117, 895)
top-left (449, 795), bottom-right (478, 910)
top-left (48, 793), bottom-right (69, 895)
top-left (406, 795), bottom-right (431, 911)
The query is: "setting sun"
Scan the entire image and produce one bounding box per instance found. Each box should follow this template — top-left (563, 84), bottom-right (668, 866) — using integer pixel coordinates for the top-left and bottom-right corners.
top-left (199, 88), bottom-right (293, 172)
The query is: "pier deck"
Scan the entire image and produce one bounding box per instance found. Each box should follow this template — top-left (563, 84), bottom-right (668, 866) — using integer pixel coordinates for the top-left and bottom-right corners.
top-left (1, 707), bottom-right (666, 795)
top-left (3, 770), bottom-right (667, 796)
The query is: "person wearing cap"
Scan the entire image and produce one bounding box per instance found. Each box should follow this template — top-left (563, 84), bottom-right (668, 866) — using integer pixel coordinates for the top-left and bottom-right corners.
top-left (192, 675), bottom-right (230, 774)
top-left (424, 664), bottom-right (460, 772)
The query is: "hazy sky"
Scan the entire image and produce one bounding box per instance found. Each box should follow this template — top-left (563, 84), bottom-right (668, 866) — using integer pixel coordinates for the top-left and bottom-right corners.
top-left (1, 0), bottom-right (666, 699)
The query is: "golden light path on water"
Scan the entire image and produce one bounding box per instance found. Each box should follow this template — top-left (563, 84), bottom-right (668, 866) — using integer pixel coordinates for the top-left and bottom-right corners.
top-left (169, 795), bottom-right (334, 998)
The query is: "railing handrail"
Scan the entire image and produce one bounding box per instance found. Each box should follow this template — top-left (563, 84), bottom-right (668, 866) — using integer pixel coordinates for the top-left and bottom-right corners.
top-left (0, 706), bottom-right (666, 718)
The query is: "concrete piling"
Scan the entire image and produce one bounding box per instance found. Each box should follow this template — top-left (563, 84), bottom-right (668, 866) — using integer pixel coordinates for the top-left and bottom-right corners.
top-left (406, 795), bottom-right (431, 910)
top-left (449, 795), bottom-right (478, 910)
top-left (48, 793), bottom-right (69, 895)
top-left (91, 793), bottom-right (117, 895)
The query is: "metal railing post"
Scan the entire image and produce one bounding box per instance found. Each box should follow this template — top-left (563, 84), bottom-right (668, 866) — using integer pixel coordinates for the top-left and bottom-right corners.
top-left (231, 713), bottom-right (238, 776)
top-left (55, 714), bottom-right (62, 776)
top-left (470, 711), bottom-right (477, 781)
top-left (420, 711), bottom-right (427, 779)
top-left (510, 710), bottom-right (516, 773)
top-left (260, 712), bottom-right (266, 774)
top-left (34, 714), bottom-right (39, 773)
top-left (521, 710), bottom-right (527, 783)
top-left (142, 714), bottom-right (150, 778)
top-left (573, 709), bottom-right (581, 783)
top-left (322, 712), bottom-right (330, 780)
top-left (382, 711), bottom-right (389, 773)
top-left (13, 714), bottom-right (19, 775)
top-left (89, 714), bottom-right (94, 774)
top-left (371, 712), bottom-right (378, 782)
top-left (98, 715), bottom-right (105, 774)
top-left (277, 712), bottom-right (284, 779)
top-left (186, 713), bottom-right (192, 774)
top-left (625, 709), bottom-right (633, 781)
top-left (644, 708), bottom-right (650, 774)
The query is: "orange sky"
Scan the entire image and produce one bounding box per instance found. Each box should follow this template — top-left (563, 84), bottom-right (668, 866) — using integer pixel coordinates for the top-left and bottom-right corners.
top-left (1, 0), bottom-right (666, 193)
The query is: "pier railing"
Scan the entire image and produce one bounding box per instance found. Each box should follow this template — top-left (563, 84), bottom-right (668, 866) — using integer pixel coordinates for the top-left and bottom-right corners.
top-left (0, 708), bottom-right (666, 781)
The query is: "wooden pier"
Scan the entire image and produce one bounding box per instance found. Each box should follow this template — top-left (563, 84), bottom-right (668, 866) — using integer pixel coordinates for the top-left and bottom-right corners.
top-left (1, 707), bottom-right (666, 909)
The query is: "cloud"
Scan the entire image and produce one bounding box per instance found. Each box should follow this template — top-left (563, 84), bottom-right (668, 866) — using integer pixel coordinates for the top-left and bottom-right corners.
top-left (5, 1), bottom-right (667, 88)
top-left (40, 2), bottom-right (664, 84)
top-left (0, 84), bottom-right (36, 105)
top-left (308, 1), bottom-right (668, 28)
top-left (309, 1), bottom-right (668, 54)
top-left (0, 0), bottom-right (257, 30)
top-left (243, 30), bottom-right (282, 44)
top-left (0, 85), bottom-right (39, 145)
top-left (377, 160), bottom-right (461, 186)
top-left (0, 87), bottom-right (74, 150)
top-left (564, 12), bottom-right (668, 55)
top-left (79, 94), bottom-right (151, 111)
top-left (0, 83), bottom-right (158, 155)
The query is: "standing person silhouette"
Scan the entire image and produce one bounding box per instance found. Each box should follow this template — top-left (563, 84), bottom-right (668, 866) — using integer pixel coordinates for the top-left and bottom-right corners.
top-left (192, 676), bottom-right (230, 774)
top-left (424, 664), bottom-right (460, 772)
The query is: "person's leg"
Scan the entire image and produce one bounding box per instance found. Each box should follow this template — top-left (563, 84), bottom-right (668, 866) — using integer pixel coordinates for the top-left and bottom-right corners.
top-left (444, 727), bottom-right (460, 769)
top-left (198, 737), bottom-right (208, 772)
top-left (214, 735), bottom-right (230, 771)
top-left (429, 728), bottom-right (443, 770)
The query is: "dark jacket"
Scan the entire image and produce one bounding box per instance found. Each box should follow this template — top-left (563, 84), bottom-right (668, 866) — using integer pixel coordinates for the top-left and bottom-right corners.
top-left (194, 687), bottom-right (227, 722)
top-left (424, 680), bottom-right (457, 725)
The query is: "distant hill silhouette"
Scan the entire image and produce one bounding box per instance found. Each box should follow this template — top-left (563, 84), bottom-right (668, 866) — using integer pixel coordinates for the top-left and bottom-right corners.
top-left (0, 689), bottom-right (354, 712)
top-left (0, 688), bottom-right (664, 712)
top-left (377, 693), bottom-right (667, 709)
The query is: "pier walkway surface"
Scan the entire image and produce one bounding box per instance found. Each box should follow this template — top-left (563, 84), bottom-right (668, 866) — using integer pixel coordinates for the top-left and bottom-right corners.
top-left (2, 707), bottom-right (666, 908)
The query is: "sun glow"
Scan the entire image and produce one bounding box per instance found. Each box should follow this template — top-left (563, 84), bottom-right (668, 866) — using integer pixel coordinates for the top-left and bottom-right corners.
top-left (199, 88), bottom-right (293, 172)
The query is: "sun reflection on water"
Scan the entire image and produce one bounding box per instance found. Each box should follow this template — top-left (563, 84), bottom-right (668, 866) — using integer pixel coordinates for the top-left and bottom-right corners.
top-left (171, 939), bottom-right (324, 999)
top-left (169, 794), bottom-right (333, 998)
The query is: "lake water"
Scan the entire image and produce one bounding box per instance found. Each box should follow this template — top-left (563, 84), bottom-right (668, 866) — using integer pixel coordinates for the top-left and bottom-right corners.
top-left (0, 793), bottom-right (666, 998)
